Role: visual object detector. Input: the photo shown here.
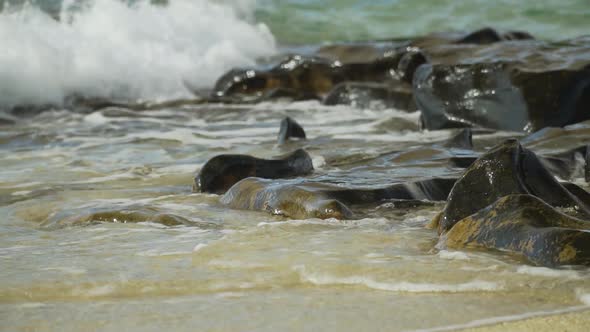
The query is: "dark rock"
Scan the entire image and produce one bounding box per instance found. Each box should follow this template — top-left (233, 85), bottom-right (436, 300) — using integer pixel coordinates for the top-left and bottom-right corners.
top-left (413, 38), bottom-right (590, 132)
top-left (220, 178), bottom-right (354, 219)
top-left (455, 27), bottom-right (533, 45)
top-left (443, 128), bottom-right (473, 149)
top-left (456, 27), bottom-right (502, 44)
top-left (397, 47), bottom-right (428, 84)
top-left (414, 62), bottom-right (529, 131)
top-left (210, 54), bottom-right (403, 103)
top-left (220, 177), bottom-right (456, 219)
top-left (502, 30), bottom-right (535, 41)
top-left (278, 117), bottom-right (306, 145)
top-left (445, 194), bottom-right (590, 267)
top-left (438, 139), bottom-right (590, 233)
top-left (193, 149), bottom-right (314, 194)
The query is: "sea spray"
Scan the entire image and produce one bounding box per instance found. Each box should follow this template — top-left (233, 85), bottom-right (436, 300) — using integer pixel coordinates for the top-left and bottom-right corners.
top-left (0, 0), bottom-right (276, 109)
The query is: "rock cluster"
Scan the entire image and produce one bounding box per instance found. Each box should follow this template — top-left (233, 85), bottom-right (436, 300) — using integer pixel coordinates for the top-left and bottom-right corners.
top-left (190, 28), bottom-right (590, 268)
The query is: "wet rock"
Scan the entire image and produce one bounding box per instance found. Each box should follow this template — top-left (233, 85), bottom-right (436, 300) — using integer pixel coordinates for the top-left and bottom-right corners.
top-left (443, 128), bottom-right (473, 150)
top-left (444, 194), bottom-right (590, 267)
top-left (41, 207), bottom-right (204, 229)
top-left (413, 38), bottom-right (590, 131)
top-left (397, 48), bottom-right (428, 84)
top-left (211, 55), bottom-right (343, 100)
top-left (210, 54), bottom-right (402, 102)
top-left (414, 62), bottom-right (529, 131)
top-left (438, 139), bottom-right (590, 233)
top-left (278, 117), bottom-right (306, 145)
top-left (220, 178), bottom-right (354, 219)
top-left (455, 27), bottom-right (534, 44)
top-left (221, 177), bottom-right (456, 219)
top-left (322, 82), bottom-right (415, 110)
top-left (194, 149), bottom-right (314, 194)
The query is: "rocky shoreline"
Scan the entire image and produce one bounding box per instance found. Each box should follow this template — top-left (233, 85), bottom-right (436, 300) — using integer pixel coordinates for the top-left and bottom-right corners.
top-left (5, 27), bottom-right (590, 268)
top-left (189, 28), bottom-right (590, 268)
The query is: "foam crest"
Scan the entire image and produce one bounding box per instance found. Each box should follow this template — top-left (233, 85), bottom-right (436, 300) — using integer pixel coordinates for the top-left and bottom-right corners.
top-left (0, 0), bottom-right (276, 109)
top-left (295, 266), bottom-right (502, 293)
top-left (516, 265), bottom-right (584, 279)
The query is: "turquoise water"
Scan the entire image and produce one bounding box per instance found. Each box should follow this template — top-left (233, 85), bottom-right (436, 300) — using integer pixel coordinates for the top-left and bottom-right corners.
top-left (255, 0), bottom-right (590, 44)
top-left (3, 0), bottom-right (590, 44)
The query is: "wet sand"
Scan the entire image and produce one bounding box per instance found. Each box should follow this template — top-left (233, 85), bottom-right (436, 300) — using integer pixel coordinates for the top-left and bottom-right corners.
top-left (460, 308), bottom-right (590, 332)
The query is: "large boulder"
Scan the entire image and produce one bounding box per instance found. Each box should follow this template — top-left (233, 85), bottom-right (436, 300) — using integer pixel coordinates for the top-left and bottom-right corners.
top-left (445, 194), bottom-right (590, 267)
top-left (437, 139), bottom-right (590, 233)
top-left (414, 37), bottom-right (590, 131)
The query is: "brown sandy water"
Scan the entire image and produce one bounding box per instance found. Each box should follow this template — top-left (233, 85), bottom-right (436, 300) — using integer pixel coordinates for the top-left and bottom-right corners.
top-left (1, 102), bottom-right (590, 331)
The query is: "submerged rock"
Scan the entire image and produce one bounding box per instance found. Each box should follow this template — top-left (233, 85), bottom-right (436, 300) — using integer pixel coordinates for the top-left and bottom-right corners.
top-left (42, 207), bottom-right (202, 229)
top-left (438, 139), bottom-right (590, 233)
top-left (444, 194), bottom-right (590, 267)
top-left (278, 117), bottom-right (306, 145)
top-left (194, 149), bottom-right (314, 194)
top-left (220, 178), bottom-right (354, 219)
top-left (221, 177), bottom-right (456, 219)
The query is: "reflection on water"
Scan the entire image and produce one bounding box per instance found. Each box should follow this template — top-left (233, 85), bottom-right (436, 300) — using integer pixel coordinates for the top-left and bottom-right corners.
top-left (1, 102), bottom-right (590, 331)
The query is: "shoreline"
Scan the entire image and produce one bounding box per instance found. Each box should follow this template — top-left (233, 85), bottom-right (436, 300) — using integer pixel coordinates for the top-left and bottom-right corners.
top-left (414, 305), bottom-right (590, 332)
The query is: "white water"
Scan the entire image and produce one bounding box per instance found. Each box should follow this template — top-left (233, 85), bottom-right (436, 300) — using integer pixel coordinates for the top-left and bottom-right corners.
top-left (0, 0), bottom-right (276, 108)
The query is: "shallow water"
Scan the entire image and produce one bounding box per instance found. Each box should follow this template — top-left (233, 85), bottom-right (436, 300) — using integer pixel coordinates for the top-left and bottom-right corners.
top-left (2, 102), bottom-right (590, 331)
top-left (2, 1), bottom-right (590, 331)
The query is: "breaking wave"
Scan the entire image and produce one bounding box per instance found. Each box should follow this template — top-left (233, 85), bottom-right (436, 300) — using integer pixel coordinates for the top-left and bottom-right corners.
top-left (0, 0), bottom-right (276, 108)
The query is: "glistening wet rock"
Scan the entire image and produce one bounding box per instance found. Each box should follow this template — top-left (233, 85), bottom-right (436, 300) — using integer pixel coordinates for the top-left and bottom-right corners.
top-left (444, 194), bottom-right (590, 267)
top-left (221, 177), bottom-right (456, 219)
top-left (413, 37), bottom-right (590, 131)
top-left (278, 117), bottom-right (306, 145)
top-left (437, 139), bottom-right (590, 233)
top-left (194, 149), bottom-right (314, 194)
top-left (210, 54), bottom-right (402, 102)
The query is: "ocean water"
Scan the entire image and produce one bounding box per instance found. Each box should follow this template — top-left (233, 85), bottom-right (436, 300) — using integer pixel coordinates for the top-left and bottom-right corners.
top-left (1, 1), bottom-right (590, 331)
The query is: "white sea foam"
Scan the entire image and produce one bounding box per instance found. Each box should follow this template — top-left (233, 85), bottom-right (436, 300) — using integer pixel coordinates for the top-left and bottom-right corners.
top-left (40, 266), bottom-right (88, 275)
top-left (136, 249), bottom-right (193, 257)
top-left (193, 243), bottom-right (209, 252)
top-left (0, 0), bottom-right (276, 109)
top-left (295, 266), bottom-right (502, 293)
top-left (71, 284), bottom-right (117, 297)
top-left (516, 265), bottom-right (583, 279)
top-left (437, 250), bottom-right (470, 261)
top-left (575, 289), bottom-right (590, 305)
